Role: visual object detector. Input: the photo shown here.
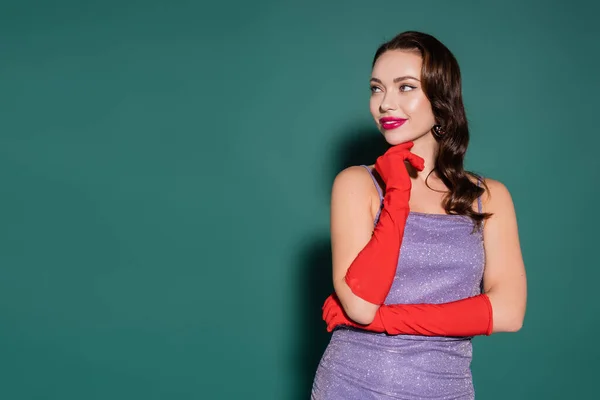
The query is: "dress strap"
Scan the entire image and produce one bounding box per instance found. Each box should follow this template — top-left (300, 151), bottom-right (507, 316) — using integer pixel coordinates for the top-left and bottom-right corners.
top-left (360, 165), bottom-right (384, 225)
top-left (360, 165), bottom-right (384, 203)
top-left (476, 177), bottom-right (483, 213)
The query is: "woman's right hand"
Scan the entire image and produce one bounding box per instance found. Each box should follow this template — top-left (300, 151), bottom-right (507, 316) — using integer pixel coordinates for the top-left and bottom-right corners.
top-left (375, 141), bottom-right (425, 206)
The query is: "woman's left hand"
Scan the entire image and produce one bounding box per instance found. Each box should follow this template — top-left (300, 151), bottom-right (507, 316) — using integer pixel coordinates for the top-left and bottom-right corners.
top-left (322, 293), bottom-right (386, 333)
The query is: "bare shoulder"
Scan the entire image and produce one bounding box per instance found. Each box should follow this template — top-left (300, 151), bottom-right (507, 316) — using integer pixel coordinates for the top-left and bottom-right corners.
top-left (479, 177), bottom-right (515, 214)
top-left (331, 165), bottom-right (380, 219)
top-left (332, 165), bottom-right (378, 198)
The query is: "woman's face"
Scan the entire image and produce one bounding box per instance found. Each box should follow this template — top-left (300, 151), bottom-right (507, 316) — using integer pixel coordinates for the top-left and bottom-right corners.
top-left (369, 50), bottom-right (436, 145)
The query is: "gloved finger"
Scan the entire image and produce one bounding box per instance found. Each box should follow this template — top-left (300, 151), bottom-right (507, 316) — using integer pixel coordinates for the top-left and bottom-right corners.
top-left (328, 318), bottom-right (343, 332)
top-left (325, 294), bottom-right (341, 313)
top-left (324, 303), bottom-right (337, 322)
top-left (327, 315), bottom-right (341, 330)
top-left (321, 298), bottom-right (328, 311)
top-left (405, 152), bottom-right (425, 171)
top-left (323, 304), bottom-right (336, 323)
top-left (326, 317), bottom-right (337, 332)
top-left (322, 301), bottom-right (332, 321)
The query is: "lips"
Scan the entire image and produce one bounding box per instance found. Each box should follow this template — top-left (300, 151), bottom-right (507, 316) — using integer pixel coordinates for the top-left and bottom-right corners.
top-left (379, 117), bottom-right (407, 130)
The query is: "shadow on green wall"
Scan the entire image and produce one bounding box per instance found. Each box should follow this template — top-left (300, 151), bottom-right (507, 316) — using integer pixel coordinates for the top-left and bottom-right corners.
top-left (292, 125), bottom-right (389, 398)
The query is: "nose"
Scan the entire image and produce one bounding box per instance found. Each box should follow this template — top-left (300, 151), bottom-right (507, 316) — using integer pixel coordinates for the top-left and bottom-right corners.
top-left (379, 92), bottom-right (397, 113)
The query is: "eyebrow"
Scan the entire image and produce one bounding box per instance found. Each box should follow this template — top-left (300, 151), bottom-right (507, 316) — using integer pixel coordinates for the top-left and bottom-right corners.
top-left (370, 76), bottom-right (421, 84)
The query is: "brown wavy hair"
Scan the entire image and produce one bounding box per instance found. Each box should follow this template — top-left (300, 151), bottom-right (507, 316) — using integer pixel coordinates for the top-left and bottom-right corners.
top-left (373, 31), bottom-right (492, 228)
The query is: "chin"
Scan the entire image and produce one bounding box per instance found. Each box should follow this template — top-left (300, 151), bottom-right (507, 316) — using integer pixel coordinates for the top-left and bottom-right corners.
top-left (381, 128), bottom-right (431, 146)
top-left (381, 131), bottom-right (413, 146)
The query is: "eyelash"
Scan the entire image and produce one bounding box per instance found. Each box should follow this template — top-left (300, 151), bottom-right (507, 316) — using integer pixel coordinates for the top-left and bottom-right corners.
top-left (370, 84), bottom-right (416, 93)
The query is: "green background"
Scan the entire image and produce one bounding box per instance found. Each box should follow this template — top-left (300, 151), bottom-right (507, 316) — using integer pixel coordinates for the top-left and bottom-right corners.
top-left (1, 0), bottom-right (598, 398)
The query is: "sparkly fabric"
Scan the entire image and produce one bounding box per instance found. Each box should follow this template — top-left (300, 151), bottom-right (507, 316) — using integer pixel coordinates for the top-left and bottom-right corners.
top-left (311, 166), bottom-right (485, 400)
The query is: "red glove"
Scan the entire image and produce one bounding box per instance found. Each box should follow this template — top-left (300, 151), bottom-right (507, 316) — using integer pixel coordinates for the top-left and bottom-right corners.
top-left (322, 294), bottom-right (386, 332)
top-left (323, 293), bottom-right (493, 337)
top-left (343, 142), bottom-right (424, 305)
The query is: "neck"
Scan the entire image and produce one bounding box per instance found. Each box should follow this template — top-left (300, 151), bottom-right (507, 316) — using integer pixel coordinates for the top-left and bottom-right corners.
top-left (406, 133), bottom-right (440, 182)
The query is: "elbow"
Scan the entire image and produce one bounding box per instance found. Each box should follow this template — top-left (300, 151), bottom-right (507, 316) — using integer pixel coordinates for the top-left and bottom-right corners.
top-left (346, 305), bottom-right (377, 325)
top-left (505, 319), bottom-right (523, 333)
top-left (485, 289), bottom-right (526, 334)
top-left (496, 312), bottom-right (524, 333)
top-left (507, 314), bottom-right (525, 333)
top-left (339, 294), bottom-right (378, 325)
top-left (505, 303), bottom-right (526, 333)
top-left (491, 317), bottom-right (523, 334)
top-left (334, 279), bottom-right (379, 325)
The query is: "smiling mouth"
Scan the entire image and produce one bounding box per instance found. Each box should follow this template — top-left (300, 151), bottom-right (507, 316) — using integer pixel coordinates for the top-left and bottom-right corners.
top-left (379, 118), bottom-right (407, 130)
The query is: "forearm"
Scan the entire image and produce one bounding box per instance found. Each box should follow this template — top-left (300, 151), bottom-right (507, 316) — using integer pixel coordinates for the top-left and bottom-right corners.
top-left (333, 200), bottom-right (409, 324)
top-left (334, 287), bottom-right (526, 337)
top-left (371, 267), bottom-right (526, 336)
top-left (343, 202), bottom-right (408, 303)
top-left (373, 294), bottom-right (493, 337)
top-left (485, 286), bottom-right (526, 333)
top-left (371, 286), bottom-right (526, 337)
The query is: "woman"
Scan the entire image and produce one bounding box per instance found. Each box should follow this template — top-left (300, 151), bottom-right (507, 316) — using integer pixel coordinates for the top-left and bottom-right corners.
top-left (311, 31), bottom-right (527, 399)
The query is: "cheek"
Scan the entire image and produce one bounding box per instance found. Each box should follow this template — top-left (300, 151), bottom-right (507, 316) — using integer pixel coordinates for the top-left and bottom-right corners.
top-left (405, 96), bottom-right (425, 113)
top-left (369, 98), bottom-right (379, 118)
top-left (406, 96), bottom-right (435, 124)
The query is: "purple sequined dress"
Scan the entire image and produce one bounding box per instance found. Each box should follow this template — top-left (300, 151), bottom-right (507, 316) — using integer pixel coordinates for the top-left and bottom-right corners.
top-left (311, 166), bottom-right (485, 400)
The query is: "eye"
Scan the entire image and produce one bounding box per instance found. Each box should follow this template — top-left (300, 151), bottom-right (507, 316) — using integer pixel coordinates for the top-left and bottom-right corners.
top-left (400, 84), bottom-right (416, 92)
top-left (370, 85), bottom-right (382, 93)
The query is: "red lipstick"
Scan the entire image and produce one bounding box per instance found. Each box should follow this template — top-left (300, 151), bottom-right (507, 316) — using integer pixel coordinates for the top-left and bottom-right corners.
top-left (379, 117), bottom-right (407, 130)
